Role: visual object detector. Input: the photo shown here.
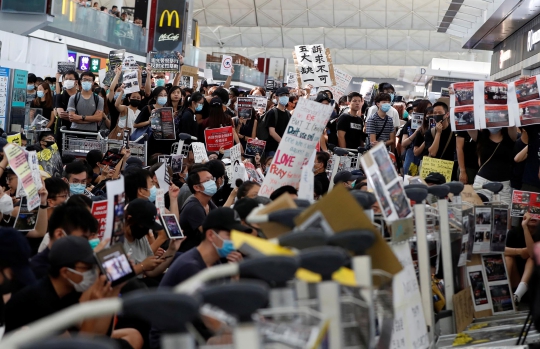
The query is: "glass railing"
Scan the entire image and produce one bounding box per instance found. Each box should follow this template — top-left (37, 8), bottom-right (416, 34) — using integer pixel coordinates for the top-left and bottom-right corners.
top-left (48, 0), bottom-right (146, 54)
top-left (206, 63), bottom-right (266, 86)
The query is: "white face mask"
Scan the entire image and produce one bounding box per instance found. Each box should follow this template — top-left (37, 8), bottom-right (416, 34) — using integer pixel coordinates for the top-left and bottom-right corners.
top-left (66, 268), bottom-right (97, 292)
top-left (0, 194), bottom-right (13, 215)
top-left (64, 80), bottom-right (75, 90)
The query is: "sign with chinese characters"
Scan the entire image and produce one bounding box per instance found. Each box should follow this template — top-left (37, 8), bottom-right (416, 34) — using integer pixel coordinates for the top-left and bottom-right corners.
top-left (150, 51), bottom-right (180, 72)
top-left (90, 58), bottom-right (101, 73)
top-left (78, 55), bottom-right (90, 71)
top-left (292, 44), bottom-right (336, 88)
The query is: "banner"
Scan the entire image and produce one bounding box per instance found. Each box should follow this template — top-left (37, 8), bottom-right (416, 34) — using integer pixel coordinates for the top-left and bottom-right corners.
top-left (259, 98), bottom-right (333, 197)
top-left (150, 51), bottom-right (180, 72)
top-left (292, 44), bottom-right (336, 88)
top-left (91, 200), bottom-right (108, 240)
top-left (153, 0), bottom-right (186, 52)
top-left (204, 126), bottom-right (234, 151)
top-left (419, 156), bottom-right (454, 184)
top-left (4, 144), bottom-right (40, 211)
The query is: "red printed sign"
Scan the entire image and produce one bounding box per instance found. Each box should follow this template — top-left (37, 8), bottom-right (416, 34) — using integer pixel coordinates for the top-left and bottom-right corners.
top-left (511, 190), bottom-right (540, 219)
top-left (204, 126), bottom-right (234, 151)
top-left (91, 200), bottom-right (108, 240)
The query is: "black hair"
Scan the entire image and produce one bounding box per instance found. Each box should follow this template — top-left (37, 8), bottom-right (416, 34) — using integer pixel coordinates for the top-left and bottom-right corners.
top-left (167, 86), bottom-right (183, 107)
top-left (63, 70), bottom-right (79, 81)
top-left (68, 194), bottom-right (93, 209)
top-left (432, 101), bottom-right (449, 114)
top-left (316, 151), bottom-right (330, 168)
top-left (21, 134), bottom-right (27, 141)
top-left (229, 87), bottom-right (239, 97)
top-left (212, 87), bottom-right (229, 105)
top-left (289, 95), bottom-right (298, 103)
top-left (36, 77), bottom-right (44, 83)
top-left (270, 185), bottom-right (298, 201)
top-left (27, 73), bottom-right (37, 84)
top-left (64, 160), bottom-right (88, 180)
top-left (378, 82), bottom-right (395, 93)
top-left (348, 92), bottom-right (362, 101)
top-left (237, 181), bottom-right (261, 200)
top-left (375, 93), bottom-right (392, 104)
top-left (205, 159), bottom-right (225, 178)
top-left (416, 100), bottom-right (432, 115)
top-left (100, 6), bottom-right (106, 10)
top-left (188, 91), bottom-right (204, 107)
top-left (61, 154), bottom-right (76, 165)
top-left (151, 86), bottom-right (167, 104)
top-left (86, 149), bottom-right (103, 168)
top-left (48, 202), bottom-right (98, 238)
top-left (187, 165), bottom-right (210, 194)
top-left (45, 177), bottom-right (69, 200)
top-left (39, 131), bottom-right (54, 141)
top-left (80, 71), bottom-right (95, 82)
top-left (124, 169), bottom-right (152, 202)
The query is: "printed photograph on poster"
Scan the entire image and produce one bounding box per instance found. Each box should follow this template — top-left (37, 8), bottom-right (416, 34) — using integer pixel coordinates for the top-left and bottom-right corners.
top-left (514, 76), bottom-right (539, 103)
top-left (473, 230), bottom-right (490, 254)
top-left (237, 97), bottom-right (254, 120)
top-left (489, 284), bottom-right (514, 313)
top-left (122, 70), bottom-right (139, 94)
top-left (475, 206), bottom-right (492, 231)
top-left (453, 82), bottom-right (475, 106)
top-left (411, 113), bottom-right (423, 130)
top-left (458, 217), bottom-right (469, 267)
top-left (14, 198), bottom-right (38, 232)
top-left (484, 82), bottom-right (507, 104)
top-left (108, 49), bottom-right (125, 69)
top-left (112, 193), bottom-right (126, 245)
top-left (511, 190), bottom-right (540, 218)
top-left (171, 154), bottom-right (182, 174)
top-left (518, 99), bottom-right (540, 126)
top-left (491, 208), bottom-right (508, 252)
top-left (465, 208), bottom-right (475, 261)
top-left (482, 254), bottom-right (507, 282)
top-left (388, 181), bottom-right (411, 219)
top-left (484, 105), bottom-right (510, 128)
top-left (372, 146), bottom-right (397, 185)
top-left (452, 105), bottom-right (476, 131)
top-left (468, 270), bottom-right (489, 308)
top-left (370, 173), bottom-right (393, 218)
top-left (245, 139), bottom-right (266, 157)
top-left (150, 107), bottom-right (175, 140)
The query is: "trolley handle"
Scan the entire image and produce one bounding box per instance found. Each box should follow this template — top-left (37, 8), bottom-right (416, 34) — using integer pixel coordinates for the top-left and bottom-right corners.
top-left (60, 126), bottom-right (101, 137)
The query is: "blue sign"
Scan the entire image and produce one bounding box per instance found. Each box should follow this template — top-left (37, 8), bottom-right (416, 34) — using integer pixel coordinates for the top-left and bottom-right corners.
top-left (78, 55), bottom-right (90, 71)
top-left (12, 69), bottom-right (27, 108)
top-left (68, 51), bottom-right (77, 63)
top-left (0, 67), bottom-right (10, 119)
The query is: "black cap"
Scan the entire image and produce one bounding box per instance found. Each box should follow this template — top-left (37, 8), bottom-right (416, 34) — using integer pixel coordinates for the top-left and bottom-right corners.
top-left (424, 172), bottom-right (446, 185)
top-left (49, 236), bottom-right (96, 268)
top-left (125, 157), bottom-right (143, 169)
top-left (234, 198), bottom-right (259, 220)
top-left (315, 93), bottom-right (331, 104)
top-left (202, 207), bottom-right (251, 233)
top-left (333, 170), bottom-right (360, 184)
top-left (126, 199), bottom-right (164, 231)
top-left (210, 97), bottom-right (222, 106)
top-left (0, 228), bottom-right (36, 287)
top-left (275, 87), bottom-right (289, 96)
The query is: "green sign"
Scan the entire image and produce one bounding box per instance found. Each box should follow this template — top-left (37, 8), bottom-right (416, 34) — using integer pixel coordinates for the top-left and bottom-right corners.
top-left (90, 58), bottom-right (101, 73)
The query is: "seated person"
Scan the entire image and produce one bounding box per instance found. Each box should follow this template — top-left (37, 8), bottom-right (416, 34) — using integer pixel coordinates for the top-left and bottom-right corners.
top-left (233, 198), bottom-right (263, 237)
top-left (269, 185), bottom-right (298, 201)
top-left (333, 171), bottom-right (360, 190)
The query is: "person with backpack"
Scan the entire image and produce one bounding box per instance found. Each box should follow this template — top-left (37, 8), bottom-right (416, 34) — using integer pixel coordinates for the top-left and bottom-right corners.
top-left (67, 71), bottom-right (104, 132)
top-left (365, 93), bottom-right (396, 150)
top-left (258, 87), bottom-right (291, 156)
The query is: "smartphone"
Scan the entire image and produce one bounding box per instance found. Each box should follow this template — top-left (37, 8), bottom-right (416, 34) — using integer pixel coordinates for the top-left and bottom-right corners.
top-left (429, 118), bottom-right (436, 128)
top-left (95, 244), bottom-right (136, 286)
top-left (160, 214), bottom-right (184, 239)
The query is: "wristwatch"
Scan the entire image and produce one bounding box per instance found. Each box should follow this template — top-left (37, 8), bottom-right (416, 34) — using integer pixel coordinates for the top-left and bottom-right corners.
top-left (82, 115), bottom-right (86, 121)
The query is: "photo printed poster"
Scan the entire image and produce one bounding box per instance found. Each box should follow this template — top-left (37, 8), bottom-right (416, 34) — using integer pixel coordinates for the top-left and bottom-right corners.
top-left (473, 206), bottom-right (492, 254)
top-left (237, 97), bottom-right (253, 120)
top-left (458, 207), bottom-right (475, 267)
top-left (411, 113), bottom-right (423, 130)
top-left (245, 138), bottom-right (266, 157)
top-left (105, 176), bottom-right (125, 246)
top-left (482, 254), bottom-right (514, 314)
top-left (292, 44), bottom-right (336, 88)
top-left (513, 76), bottom-right (540, 127)
top-left (467, 265), bottom-right (491, 312)
top-left (150, 107), bottom-right (175, 140)
top-left (58, 61), bottom-right (76, 74)
top-left (360, 143), bottom-right (412, 222)
top-left (122, 70), bottom-right (139, 94)
top-left (108, 49), bottom-right (125, 70)
top-left (511, 189), bottom-right (540, 219)
top-left (491, 205), bottom-right (508, 252)
top-left (259, 98), bottom-right (333, 197)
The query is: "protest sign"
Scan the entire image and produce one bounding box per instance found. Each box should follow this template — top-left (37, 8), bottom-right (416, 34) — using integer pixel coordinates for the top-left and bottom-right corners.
top-left (150, 51), bottom-right (180, 72)
top-left (204, 126), bottom-right (234, 151)
top-left (237, 97), bottom-right (253, 119)
top-left (231, 160), bottom-right (248, 188)
top-left (171, 154), bottom-right (183, 173)
top-left (108, 49), bottom-right (125, 69)
top-left (4, 144), bottom-right (40, 211)
top-left (260, 98), bottom-right (333, 197)
top-left (58, 61), bottom-right (76, 74)
top-left (151, 107), bottom-right (175, 140)
top-left (467, 265), bottom-right (491, 312)
top-left (360, 81), bottom-right (376, 105)
top-left (511, 190), bottom-right (540, 218)
top-left (473, 206), bottom-right (492, 254)
top-left (156, 189), bottom-right (166, 215)
top-left (105, 176), bottom-right (125, 245)
top-left (220, 55), bottom-right (233, 76)
top-left (7, 133), bottom-right (21, 145)
top-left (410, 113), bottom-right (423, 130)
top-left (179, 76), bottom-right (193, 88)
top-left (293, 44), bottom-right (336, 88)
top-left (157, 155), bottom-right (172, 166)
top-left (191, 142), bottom-right (208, 163)
top-left (360, 143), bottom-right (412, 222)
top-left (155, 163), bottom-right (170, 193)
top-left (122, 70), bottom-right (139, 94)
top-left (286, 71), bottom-right (297, 88)
top-left (122, 55), bottom-right (139, 71)
top-left (245, 139), bottom-right (266, 157)
top-left (419, 156), bottom-right (454, 183)
top-left (91, 200), bottom-right (108, 240)
top-left (327, 68), bottom-right (352, 101)
top-left (230, 143), bottom-right (242, 165)
top-left (27, 151), bottom-right (42, 191)
top-left (298, 150), bottom-right (315, 202)
top-left (122, 129), bottom-right (130, 149)
top-left (14, 198), bottom-right (38, 232)
top-left (102, 69), bottom-right (122, 87)
top-left (244, 161), bottom-right (263, 184)
top-left (481, 254), bottom-right (514, 314)
top-left (204, 68), bottom-right (213, 82)
top-left (250, 96), bottom-right (268, 111)
top-left (180, 65), bottom-right (199, 80)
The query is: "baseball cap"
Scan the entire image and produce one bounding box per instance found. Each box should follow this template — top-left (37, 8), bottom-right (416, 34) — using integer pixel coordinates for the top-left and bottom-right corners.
top-left (126, 199), bottom-right (164, 231)
top-left (315, 93), bottom-right (331, 104)
top-left (49, 236), bottom-right (96, 268)
top-left (210, 97), bottom-right (223, 106)
top-left (202, 207), bottom-right (251, 233)
top-left (275, 87), bottom-right (289, 96)
top-left (233, 198), bottom-right (260, 220)
top-left (333, 170), bottom-right (360, 184)
top-left (0, 228), bottom-right (36, 287)
top-left (125, 157), bottom-right (143, 169)
top-left (424, 172), bottom-right (446, 185)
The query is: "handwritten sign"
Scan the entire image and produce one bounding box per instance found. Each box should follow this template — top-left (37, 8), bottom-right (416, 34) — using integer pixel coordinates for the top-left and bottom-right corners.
top-left (260, 98), bottom-right (333, 197)
top-left (220, 55), bottom-right (233, 76)
top-left (298, 150), bottom-right (315, 202)
top-left (204, 126), bottom-right (234, 151)
top-left (191, 142), bottom-right (208, 163)
top-left (7, 133), bottom-right (21, 145)
top-left (390, 243), bottom-right (429, 349)
top-left (245, 139), bottom-right (266, 157)
top-left (327, 68), bottom-right (352, 101)
top-left (91, 200), bottom-right (108, 240)
top-left (420, 156), bottom-right (454, 183)
top-left (293, 44), bottom-right (336, 88)
top-left (231, 161), bottom-right (248, 188)
top-left (230, 143), bottom-right (242, 165)
top-left (286, 71), bottom-right (297, 88)
top-left (4, 144), bottom-right (40, 211)
top-left (27, 151), bottom-right (42, 191)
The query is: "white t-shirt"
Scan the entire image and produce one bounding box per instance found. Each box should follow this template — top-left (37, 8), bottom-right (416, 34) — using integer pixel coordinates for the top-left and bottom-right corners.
top-left (367, 105), bottom-right (400, 128)
top-left (118, 107), bottom-right (140, 134)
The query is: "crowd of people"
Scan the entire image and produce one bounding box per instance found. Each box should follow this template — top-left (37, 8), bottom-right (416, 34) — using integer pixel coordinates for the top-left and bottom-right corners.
top-left (1, 55), bottom-right (540, 348)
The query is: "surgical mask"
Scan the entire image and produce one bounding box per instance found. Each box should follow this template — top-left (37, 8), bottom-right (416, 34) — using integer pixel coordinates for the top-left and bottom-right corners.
top-left (202, 180), bottom-right (217, 196)
top-left (389, 93), bottom-right (395, 102)
top-left (27, 84), bottom-right (35, 90)
top-left (131, 224), bottom-right (149, 240)
top-left (312, 165), bottom-right (321, 173)
top-left (70, 183), bottom-right (86, 195)
top-left (489, 127), bottom-right (502, 134)
top-left (146, 185), bottom-right (157, 202)
top-left (156, 79), bottom-right (165, 87)
top-left (64, 80), bottom-right (75, 90)
top-left (0, 270), bottom-right (12, 295)
top-left (81, 81), bottom-right (92, 91)
top-left (50, 84), bottom-right (55, 91)
top-left (403, 111), bottom-right (409, 120)
top-left (114, 92), bottom-right (120, 100)
top-left (0, 194), bottom-right (13, 215)
top-left (212, 232), bottom-right (235, 258)
top-left (44, 140), bottom-right (55, 148)
top-left (37, 91), bottom-right (45, 98)
top-left (380, 103), bottom-right (391, 113)
top-left (129, 99), bottom-right (140, 107)
top-left (89, 238), bottom-right (100, 250)
top-left (434, 114), bottom-right (445, 123)
top-left (157, 96), bottom-right (167, 105)
top-left (279, 96), bottom-right (289, 106)
top-left (66, 268), bottom-right (97, 292)
top-left (272, 99), bottom-right (277, 104)
top-left (195, 103), bottom-right (203, 112)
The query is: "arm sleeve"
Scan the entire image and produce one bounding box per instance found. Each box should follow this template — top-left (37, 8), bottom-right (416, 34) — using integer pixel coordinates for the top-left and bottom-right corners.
top-left (97, 96), bottom-right (104, 112)
top-left (67, 94), bottom-right (76, 112)
top-left (336, 115), bottom-right (349, 131)
top-left (135, 107), bottom-right (150, 124)
top-left (365, 116), bottom-right (375, 135)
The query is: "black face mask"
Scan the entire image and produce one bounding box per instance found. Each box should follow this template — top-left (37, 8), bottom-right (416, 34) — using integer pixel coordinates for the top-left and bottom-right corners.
top-left (129, 99), bottom-right (141, 107)
top-left (434, 114), bottom-right (445, 123)
top-left (43, 140), bottom-right (55, 148)
top-left (0, 270), bottom-right (12, 295)
top-left (130, 224), bottom-right (148, 240)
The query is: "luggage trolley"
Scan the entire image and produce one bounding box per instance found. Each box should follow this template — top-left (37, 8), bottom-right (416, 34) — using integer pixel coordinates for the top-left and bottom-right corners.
top-left (60, 127), bottom-right (107, 158)
top-left (106, 138), bottom-right (148, 166)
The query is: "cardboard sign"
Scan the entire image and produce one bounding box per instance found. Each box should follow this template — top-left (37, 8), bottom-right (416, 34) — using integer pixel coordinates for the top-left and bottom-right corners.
top-left (419, 156), bottom-right (454, 184)
top-left (180, 65), bottom-right (199, 79)
top-left (259, 98), bottom-right (333, 197)
top-left (191, 142), bottom-right (208, 163)
top-left (245, 139), bottom-right (266, 157)
top-left (204, 126), bottom-right (234, 151)
top-left (7, 133), bottom-right (21, 145)
top-left (292, 44), bottom-right (336, 88)
top-left (4, 144), bottom-right (40, 211)
top-left (151, 107), bottom-right (175, 140)
top-left (297, 150), bottom-right (315, 202)
top-left (104, 176), bottom-right (125, 245)
top-left (58, 61), bottom-right (76, 74)
top-left (237, 97), bottom-right (253, 120)
top-left (327, 68), bottom-right (352, 102)
top-left (511, 190), bottom-right (540, 218)
top-left (91, 200), bottom-right (108, 240)
top-left (453, 287), bottom-right (474, 333)
top-left (220, 55), bottom-right (233, 76)
top-left (150, 51), bottom-right (180, 72)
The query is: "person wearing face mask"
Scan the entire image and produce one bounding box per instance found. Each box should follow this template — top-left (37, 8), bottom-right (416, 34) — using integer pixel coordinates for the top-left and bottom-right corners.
top-left (313, 151), bottom-right (330, 195)
top-left (134, 86), bottom-right (169, 155)
top-left (111, 87), bottom-right (141, 139)
top-left (125, 169), bottom-right (158, 203)
top-left (180, 92), bottom-right (204, 138)
top-left (366, 93), bottom-right (396, 150)
top-left (202, 160), bottom-right (231, 208)
top-left (179, 167), bottom-right (219, 252)
top-left (26, 73), bottom-right (37, 108)
top-left (333, 171), bottom-right (360, 190)
top-left (367, 83), bottom-right (401, 130)
top-left (265, 87), bottom-right (292, 156)
top-left (31, 83), bottom-right (55, 130)
top-left (55, 70), bottom-right (79, 150)
top-left (467, 125), bottom-right (517, 204)
top-left (424, 102), bottom-right (456, 163)
top-left (67, 71), bottom-right (104, 132)
top-left (63, 161), bottom-right (89, 196)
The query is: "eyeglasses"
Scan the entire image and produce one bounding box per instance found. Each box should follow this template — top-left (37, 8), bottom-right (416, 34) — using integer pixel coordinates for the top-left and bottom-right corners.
top-left (81, 78), bottom-right (93, 83)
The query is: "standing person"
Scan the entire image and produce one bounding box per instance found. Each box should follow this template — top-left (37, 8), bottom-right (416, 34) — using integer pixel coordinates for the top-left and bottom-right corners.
top-left (26, 73), bottom-right (37, 108)
top-left (112, 87), bottom-right (141, 138)
top-left (133, 86), bottom-right (170, 154)
top-left (366, 82), bottom-right (400, 129)
top-left (105, 66), bottom-right (123, 130)
top-left (313, 152), bottom-right (330, 195)
top-left (456, 131), bottom-right (478, 185)
top-left (521, 123), bottom-right (540, 192)
top-left (93, 87), bottom-right (112, 132)
top-left (401, 100), bottom-right (432, 175)
top-left (413, 107), bottom-right (434, 158)
top-left (55, 70), bottom-right (79, 150)
top-left (181, 92), bottom-right (204, 139)
top-left (366, 93), bottom-right (395, 150)
top-left (31, 83), bottom-right (55, 130)
top-left (424, 102), bottom-right (455, 161)
top-left (286, 96), bottom-right (298, 112)
top-left (202, 97), bottom-right (241, 149)
top-left (67, 72), bottom-right (104, 132)
top-left (168, 86), bottom-right (184, 137)
top-left (337, 92), bottom-right (365, 149)
top-left (265, 87), bottom-right (291, 156)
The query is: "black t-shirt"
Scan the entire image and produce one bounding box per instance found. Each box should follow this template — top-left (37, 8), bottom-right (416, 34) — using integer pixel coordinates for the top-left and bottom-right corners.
top-left (337, 113), bottom-right (365, 149)
top-left (266, 108), bottom-right (290, 153)
top-left (55, 90), bottom-right (75, 129)
top-left (456, 131), bottom-right (479, 170)
top-left (179, 196), bottom-right (217, 252)
top-left (107, 98), bottom-right (120, 130)
top-left (314, 172), bottom-right (330, 195)
top-left (423, 127), bottom-right (456, 161)
top-left (5, 277), bottom-right (81, 333)
top-left (477, 132), bottom-right (514, 181)
top-left (512, 137), bottom-right (527, 190)
top-left (523, 125), bottom-right (540, 188)
top-left (29, 247), bottom-right (50, 280)
top-left (180, 108), bottom-right (198, 138)
top-left (212, 183), bottom-right (234, 207)
top-left (326, 114), bottom-right (340, 146)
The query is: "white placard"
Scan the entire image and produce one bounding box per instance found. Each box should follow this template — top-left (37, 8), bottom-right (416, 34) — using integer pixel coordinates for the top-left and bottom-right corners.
top-left (231, 161), bottom-right (248, 188)
top-left (360, 81), bottom-right (376, 102)
top-left (230, 143), bottom-right (242, 165)
top-left (27, 151), bottom-right (42, 191)
top-left (286, 71), bottom-right (297, 88)
top-left (293, 44), bottom-right (334, 88)
top-left (328, 68), bottom-right (352, 101)
top-left (104, 176), bottom-right (125, 246)
top-left (204, 68), bottom-right (214, 82)
top-left (220, 55), bottom-right (233, 76)
top-left (123, 69), bottom-right (139, 94)
top-left (259, 98), bottom-right (333, 197)
top-left (155, 163), bottom-right (170, 193)
top-left (411, 113), bottom-right (423, 130)
top-left (191, 142), bottom-right (208, 163)
top-left (156, 189), bottom-right (166, 215)
top-left (298, 150), bottom-right (316, 202)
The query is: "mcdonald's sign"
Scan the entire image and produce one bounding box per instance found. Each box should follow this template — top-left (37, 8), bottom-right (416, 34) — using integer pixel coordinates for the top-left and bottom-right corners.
top-left (153, 0), bottom-right (187, 52)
